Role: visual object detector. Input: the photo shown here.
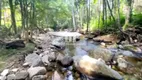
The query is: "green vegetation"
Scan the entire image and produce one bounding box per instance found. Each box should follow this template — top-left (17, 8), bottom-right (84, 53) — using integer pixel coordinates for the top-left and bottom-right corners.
top-left (0, 0), bottom-right (141, 35)
top-left (0, 43), bottom-right (35, 70)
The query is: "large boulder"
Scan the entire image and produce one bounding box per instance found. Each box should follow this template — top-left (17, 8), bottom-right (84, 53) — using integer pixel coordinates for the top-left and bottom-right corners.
top-left (73, 55), bottom-right (123, 80)
top-left (28, 67), bottom-right (46, 78)
top-left (25, 53), bottom-right (43, 67)
top-left (88, 48), bottom-right (113, 61)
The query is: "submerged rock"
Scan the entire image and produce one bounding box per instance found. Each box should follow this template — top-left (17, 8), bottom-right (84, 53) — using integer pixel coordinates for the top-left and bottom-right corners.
top-left (73, 55), bottom-right (123, 80)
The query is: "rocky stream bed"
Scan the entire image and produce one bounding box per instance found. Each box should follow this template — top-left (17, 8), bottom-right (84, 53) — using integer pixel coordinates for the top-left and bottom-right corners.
top-left (0, 32), bottom-right (142, 80)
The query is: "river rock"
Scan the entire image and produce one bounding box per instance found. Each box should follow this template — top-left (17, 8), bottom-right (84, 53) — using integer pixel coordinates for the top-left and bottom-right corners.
top-left (51, 37), bottom-right (65, 50)
top-left (25, 53), bottom-right (42, 67)
top-left (41, 55), bottom-right (50, 66)
top-left (15, 70), bottom-right (28, 79)
top-left (58, 56), bottom-right (73, 67)
top-left (32, 75), bottom-right (47, 80)
top-left (28, 67), bottom-right (46, 78)
top-left (7, 74), bottom-right (16, 80)
top-left (73, 55), bottom-right (123, 80)
top-left (48, 52), bottom-right (56, 62)
top-left (11, 68), bottom-right (19, 73)
top-left (88, 48), bottom-right (113, 61)
top-left (1, 69), bottom-right (9, 76)
top-left (56, 53), bottom-right (64, 61)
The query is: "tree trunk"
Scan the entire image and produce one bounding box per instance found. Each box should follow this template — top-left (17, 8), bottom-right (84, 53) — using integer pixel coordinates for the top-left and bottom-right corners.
top-left (9, 0), bottom-right (17, 34)
top-left (0, 0), bottom-right (1, 26)
top-left (86, 0), bottom-right (90, 33)
top-left (72, 0), bottom-right (76, 31)
top-left (123, 0), bottom-right (133, 31)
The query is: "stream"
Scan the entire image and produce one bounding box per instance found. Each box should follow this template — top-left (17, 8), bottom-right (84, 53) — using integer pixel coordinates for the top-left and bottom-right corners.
top-left (53, 38), bottom-right (142, 80)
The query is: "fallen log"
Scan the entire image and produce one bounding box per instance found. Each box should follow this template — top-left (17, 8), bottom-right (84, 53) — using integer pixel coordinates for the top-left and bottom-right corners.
top-left (5, 40), bottom-right (25, 49)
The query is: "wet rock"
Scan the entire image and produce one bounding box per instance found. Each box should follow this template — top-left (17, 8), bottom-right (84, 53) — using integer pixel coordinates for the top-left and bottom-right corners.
top-left (73, 55), bottom-right (123, 80)
top-left (32, 75), bottom-right (47, 80)
top-left (28, 67), bottom-right (46, 78)
top-left (25, 53), bottom-right (43, 67)
top-left (120, 50), bottom-right (135, 57)
top-left (52, 71), bottom-right (62, 80)
top-left (1, 69), bottom-right (9, 76)
top-left (58, 56), bottom-right (73, 67)
top-left (15, 70), bottom-right (28, 79)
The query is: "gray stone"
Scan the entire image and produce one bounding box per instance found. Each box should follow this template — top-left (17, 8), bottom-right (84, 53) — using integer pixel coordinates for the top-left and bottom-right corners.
top-left (28, 67), bottom-right (46, 78)
top-left (25, 53), bottom-right (42, 67)
top-left (73, 55), bottom-right (123, 80)
top-left (0, 76), bottom-right (6, 80)
top-left (1, 69), bottom-right (9, 76)
top-left (15, 70), bottom-right (28, 79)
top-left (7, 74), bottom-right (15, 80)
top-left (51, 37), bottom-right (65, 49)
top-left (48, 52), bottom-right (56, 61)
top-left (23, 62), bottom-right (30, 67)
top-left (11, 68), bottom-right (19, 73)
top-left (32, 75), bottom-right (47, 80)
top-left (41, 55), bottom-right (50, 66)
top-left (56, 53), bottom-right (64, 61)
top-left (88, 48), bottom-right (113, 61)
top-left (58, 56), bottom-right (73, 67)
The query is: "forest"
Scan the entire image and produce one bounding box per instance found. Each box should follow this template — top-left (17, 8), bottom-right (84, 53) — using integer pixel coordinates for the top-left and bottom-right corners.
top-left (0, 0), bottom-right (142, 80)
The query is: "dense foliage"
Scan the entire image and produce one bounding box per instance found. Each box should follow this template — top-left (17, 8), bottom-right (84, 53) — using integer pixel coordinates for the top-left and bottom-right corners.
top-left (0, 0), bottom-right (141, 37)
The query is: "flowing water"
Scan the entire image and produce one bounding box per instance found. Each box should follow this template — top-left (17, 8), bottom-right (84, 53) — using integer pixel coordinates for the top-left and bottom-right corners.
top-left (58, 39), bottom-right (142, 80)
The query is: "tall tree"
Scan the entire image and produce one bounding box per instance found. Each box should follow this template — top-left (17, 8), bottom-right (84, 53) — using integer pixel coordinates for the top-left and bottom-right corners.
top-left (0, 0), bottom-right (2, 26)
top-left (123, 0), bottom-right (133, 31)
top-left (86, 0), bottom-right (90, 33)
top-left (9, 0), bottom-right (17, 34)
